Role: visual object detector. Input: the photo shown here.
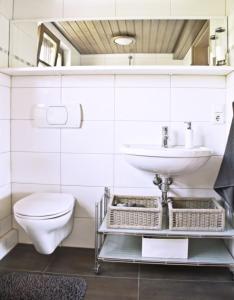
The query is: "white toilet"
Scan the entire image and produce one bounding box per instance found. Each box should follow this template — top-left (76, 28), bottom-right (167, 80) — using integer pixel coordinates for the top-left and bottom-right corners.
top-left (13, 193), bottom-right (75, 255)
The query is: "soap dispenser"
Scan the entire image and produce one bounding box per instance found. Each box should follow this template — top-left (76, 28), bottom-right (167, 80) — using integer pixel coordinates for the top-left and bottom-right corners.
top-left (184, 121), bottom-right (193, 149)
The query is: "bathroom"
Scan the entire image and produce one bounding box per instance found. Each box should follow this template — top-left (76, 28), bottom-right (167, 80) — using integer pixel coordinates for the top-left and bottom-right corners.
top-left (0, 0), bottom-right (234, 299)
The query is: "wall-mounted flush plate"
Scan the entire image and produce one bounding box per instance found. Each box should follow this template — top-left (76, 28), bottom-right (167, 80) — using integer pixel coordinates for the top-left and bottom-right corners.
top-left (33, 103), bottom-right (82, 128)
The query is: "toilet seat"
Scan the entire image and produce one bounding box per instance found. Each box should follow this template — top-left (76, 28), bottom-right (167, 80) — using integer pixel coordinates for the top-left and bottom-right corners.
top-left (14, 193), bottom-right (75, 220)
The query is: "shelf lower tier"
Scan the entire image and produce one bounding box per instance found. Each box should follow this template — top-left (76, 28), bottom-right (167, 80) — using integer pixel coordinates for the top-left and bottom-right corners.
top-left (98, 235), bottom-right (234, 266)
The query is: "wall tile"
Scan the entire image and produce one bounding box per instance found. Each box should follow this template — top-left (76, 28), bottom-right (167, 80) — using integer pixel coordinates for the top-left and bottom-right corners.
top-left (0, 73), bottom-right (10, 87)
top-left (0, 86), bottom-right (10, 119)
top-left (12, 152), bottom-right (60, 184)
top-left (62, 218), bottom-right (95, 248)
top-left (114, 154), bottom-right (155, 188)
top-left (171, 0), bottom-right (226, 16)
top-left (227, 0), bottom-right (234, 15)
top-left (115, 88), bottom-right (170, 121)
top-left (13, 219), bottom-right (31, 244)
top-left (0, 215), bottom-right (11, 238)
top-left (115, 75), bottom-right (170, 88)
top-left (61, 154), bottom-right (113, 186)
top-left (0, 120), bottom-right (10, 152)
top-left (0, 0), bottom-right (13, 19)
top-left (62, 75), bottom-right (114, 88)
top-left (0, 229), bottom-right (18, 260)
top-left (113, 187), bottom-right (161, 197)
top-left (226, 72), bottom-right (234, 89)
top-left (12, 183), bottom-right (60, 205)
top-left (62, 88), bottom-right (114, 121)
top-left (11, 88), bottom-right (61, 119)
top-left (113, 187), bottom-right (219, 200)
top-left (168, 188), bottom-right (220, 199)
top-left (173, 156), bottom-right (222, 189)
top-left (61, 186), bottom-right (104, 218)
top-left (61, 121), bottom-right (114, 154)
top-left (0, 153), bottom-right (10, 186)
top-left (115, 121), bottom-right (169, 153)
top-left (170, 122), bottom-right (227, 155)
top-left (64, 0), bottom-right (115, 18)
top-left (0, 185), bottom-right (11, 220)
top-left (0, 53), bottom-right (8, 68)
top-left (116, 0), bottom-right (171, 17)
top-left (0, 15), bottom-right (9, 51)
top-left (171, 88), bottom-right (226, 122)
top-left (11, 76), bottom-right (61, 88)
top-left (171, 75), bottom-right (226, 88)
top-left (11, 120), bottom-right (60, 152)
top-left (13, 0), bottom-right (63, 19)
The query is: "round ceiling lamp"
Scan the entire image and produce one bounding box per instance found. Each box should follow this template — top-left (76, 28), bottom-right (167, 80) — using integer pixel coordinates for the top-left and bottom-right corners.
top-left (112, 35), bottom-right (136, 46)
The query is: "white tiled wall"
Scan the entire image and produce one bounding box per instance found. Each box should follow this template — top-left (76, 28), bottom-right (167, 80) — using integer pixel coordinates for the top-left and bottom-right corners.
top-left (0, 73), bottom-right (17, 258)
top-left (11, 73), bottom-right (228, 248)
top-left (13, 0), bottom-right (226, 20)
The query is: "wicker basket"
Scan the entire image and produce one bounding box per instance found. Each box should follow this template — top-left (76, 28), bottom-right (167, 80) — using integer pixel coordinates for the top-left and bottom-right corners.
top-left (107, 195), bottom-right (162, 230)
top-left (168, 197), bottom-right (225, 231)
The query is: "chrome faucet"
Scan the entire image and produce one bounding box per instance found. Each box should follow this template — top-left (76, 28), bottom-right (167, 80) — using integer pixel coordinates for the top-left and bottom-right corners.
top-left (162, 126), bottom-right (169, 148)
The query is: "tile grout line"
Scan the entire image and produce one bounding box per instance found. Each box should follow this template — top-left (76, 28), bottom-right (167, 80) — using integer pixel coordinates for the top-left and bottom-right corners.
top-left (42, 253), bottom-right (57, 274)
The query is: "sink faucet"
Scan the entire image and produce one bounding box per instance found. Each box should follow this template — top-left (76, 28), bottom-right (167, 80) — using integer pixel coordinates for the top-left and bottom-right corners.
top-left (162, 126), bottom-right (169, 148)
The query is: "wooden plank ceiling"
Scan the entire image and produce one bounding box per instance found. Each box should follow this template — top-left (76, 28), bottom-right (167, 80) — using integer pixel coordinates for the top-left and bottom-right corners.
top-left (54, 19), bottom-right (208, 60)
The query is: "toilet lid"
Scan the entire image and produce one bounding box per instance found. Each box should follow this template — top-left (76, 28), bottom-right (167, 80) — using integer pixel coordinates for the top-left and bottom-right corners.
top-left (14, 193), bottom-right (75, 218)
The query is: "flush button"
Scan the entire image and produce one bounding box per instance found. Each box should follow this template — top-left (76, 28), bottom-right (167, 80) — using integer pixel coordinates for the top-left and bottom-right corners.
top-left (46, 106), bottom-right (68, 125)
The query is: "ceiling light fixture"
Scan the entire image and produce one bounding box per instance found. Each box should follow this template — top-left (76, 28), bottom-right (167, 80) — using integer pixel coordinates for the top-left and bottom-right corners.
top-left (112, 35), bottom-right (136, 46)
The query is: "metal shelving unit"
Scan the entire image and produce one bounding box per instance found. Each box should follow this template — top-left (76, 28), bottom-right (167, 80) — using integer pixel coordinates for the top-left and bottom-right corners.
top-left (95, 188), bottom-right (234, 277)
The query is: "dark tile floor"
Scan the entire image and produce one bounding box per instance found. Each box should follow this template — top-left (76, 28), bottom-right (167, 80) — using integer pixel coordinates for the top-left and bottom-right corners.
top-left (0, 244), bottom-right (234, 299)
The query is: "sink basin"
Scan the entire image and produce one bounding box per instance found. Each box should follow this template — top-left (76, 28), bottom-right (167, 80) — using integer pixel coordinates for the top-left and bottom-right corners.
top-left (121, 144), bottom-right (212, 176)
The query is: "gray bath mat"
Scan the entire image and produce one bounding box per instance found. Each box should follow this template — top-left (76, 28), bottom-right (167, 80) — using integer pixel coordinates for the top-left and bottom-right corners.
top-left (0, 271), bottom-right (87, 300)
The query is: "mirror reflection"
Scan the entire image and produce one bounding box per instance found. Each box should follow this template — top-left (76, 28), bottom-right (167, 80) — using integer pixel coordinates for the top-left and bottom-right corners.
top-left (6, 18), bottom-right (228, 68)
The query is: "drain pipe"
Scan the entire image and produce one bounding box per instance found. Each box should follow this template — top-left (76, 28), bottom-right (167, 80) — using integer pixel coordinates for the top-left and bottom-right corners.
top-left (153, 174), bottom-right (173, 205)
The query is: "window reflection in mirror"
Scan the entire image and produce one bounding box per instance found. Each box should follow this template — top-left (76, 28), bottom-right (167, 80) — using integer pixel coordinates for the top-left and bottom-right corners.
top-left (5, 18), bottom-right (228, 68)
top-left (37, 24), bottom-right (60, 67)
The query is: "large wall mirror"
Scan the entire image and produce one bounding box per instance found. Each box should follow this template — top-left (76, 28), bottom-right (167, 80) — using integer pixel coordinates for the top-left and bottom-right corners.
top-left (1, 17), bottom-right (228, 68)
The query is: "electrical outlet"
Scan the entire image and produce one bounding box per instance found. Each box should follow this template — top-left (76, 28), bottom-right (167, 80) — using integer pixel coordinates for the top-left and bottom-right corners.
top-left (213, 112), bottom-right (224, 124)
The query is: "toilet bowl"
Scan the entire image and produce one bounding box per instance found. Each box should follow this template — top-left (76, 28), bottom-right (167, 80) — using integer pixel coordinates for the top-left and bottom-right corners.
top-left (13, 193), bottom-right (75, 255)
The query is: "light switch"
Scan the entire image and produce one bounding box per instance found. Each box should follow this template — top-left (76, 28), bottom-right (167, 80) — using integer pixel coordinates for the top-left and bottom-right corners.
top-left (46, 106), bottom-right (68, 125)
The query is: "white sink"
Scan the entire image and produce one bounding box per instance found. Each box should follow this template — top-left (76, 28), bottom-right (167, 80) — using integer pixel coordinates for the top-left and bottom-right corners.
top-left (121, 144), bottom-right (212, 176)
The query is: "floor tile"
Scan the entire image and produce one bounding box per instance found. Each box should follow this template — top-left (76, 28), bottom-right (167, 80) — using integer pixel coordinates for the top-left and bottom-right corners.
top-left (0, 244), bottom-right (53, 272)
top-left (99, 262), bottom-right (139, 278)
top-left (83, 276), bottom-right (138, 300)
top-left (46, 247), bottom-right (139, 278)
top-left (139, 279), bottom-right (234, 300)
top-left (45, 247), bottom-right (94, 275)
top-left (140, 265), bottom-right (233, 281)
